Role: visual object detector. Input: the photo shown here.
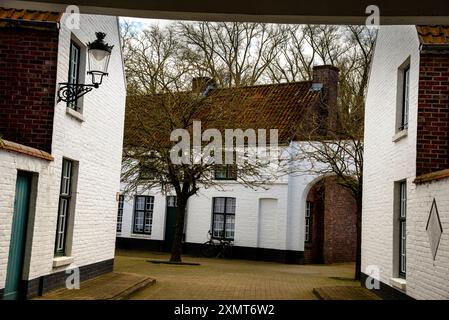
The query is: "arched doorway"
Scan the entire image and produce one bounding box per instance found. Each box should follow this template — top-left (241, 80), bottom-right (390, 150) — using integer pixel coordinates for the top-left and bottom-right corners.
top-left (304, 176), bottom-right (357, 264)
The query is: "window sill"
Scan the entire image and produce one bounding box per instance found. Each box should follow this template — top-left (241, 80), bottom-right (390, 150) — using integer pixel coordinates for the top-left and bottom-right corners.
top-left (390, 277), bottom-right (407, 291)
top-left (131, 233), bottom-right (152, 239)
top-left (66, 107), bottom-right (84, 122)
top-left (53, 256), bottom-right (74, 268)
top-left (392, 129), bottom-right (408, 143)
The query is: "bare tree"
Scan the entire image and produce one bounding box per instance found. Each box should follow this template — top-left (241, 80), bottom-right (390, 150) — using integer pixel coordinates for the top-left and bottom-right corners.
top-left (288, 25), bottom-right (376, 280)
top-left (120, 20), bottom-right (376, 271)
top-left (121, 22), bottom-right (194, 94)
top-left (177, 21), bottom-right (286, 87)
top-left (123, 89), bottom-right (282, 262)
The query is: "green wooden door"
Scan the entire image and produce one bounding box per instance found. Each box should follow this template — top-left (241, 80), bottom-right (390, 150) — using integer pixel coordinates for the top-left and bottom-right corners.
top-left (164, 197), bottom-right (178, 251)
top-left (4, 172), bottom-right (32, 300)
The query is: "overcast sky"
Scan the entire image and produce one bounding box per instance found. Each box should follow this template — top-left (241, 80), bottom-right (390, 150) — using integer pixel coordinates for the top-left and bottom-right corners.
top-left (120, 16), bottom-right (183, 28)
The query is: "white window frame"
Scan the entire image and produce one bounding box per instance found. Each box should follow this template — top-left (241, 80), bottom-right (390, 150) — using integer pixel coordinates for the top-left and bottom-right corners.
top-left (305, 201), bottom-right (312, 243)
top-left (212, 197), bottom-right (236, 240)
top-left (133, 196), bottom-right (154, 235)
top-left (55, 159), bottom-right (73, 256)
top-left (398, 181), bottom-right (407, 278)
top-left (117, 195), bottom-right (124, 233)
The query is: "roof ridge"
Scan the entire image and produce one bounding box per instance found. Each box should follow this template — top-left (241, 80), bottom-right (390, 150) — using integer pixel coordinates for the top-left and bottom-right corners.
top-left (214, 80), bottom-right (312, 91)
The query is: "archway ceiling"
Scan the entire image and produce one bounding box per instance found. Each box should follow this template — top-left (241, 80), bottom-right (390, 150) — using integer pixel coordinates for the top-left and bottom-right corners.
top-left (4, 0), bottom-right (449, 24)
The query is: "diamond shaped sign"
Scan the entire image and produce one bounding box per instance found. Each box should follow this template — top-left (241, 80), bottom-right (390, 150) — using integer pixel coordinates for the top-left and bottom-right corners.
top-left (426, 199), bottom-right (443, 260)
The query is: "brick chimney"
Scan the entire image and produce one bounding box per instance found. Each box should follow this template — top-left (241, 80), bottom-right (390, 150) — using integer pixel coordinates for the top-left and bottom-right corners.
top-left (312, 65), bottom-right (339, 133)
top-left (191, 77), bottom-right (216, 93)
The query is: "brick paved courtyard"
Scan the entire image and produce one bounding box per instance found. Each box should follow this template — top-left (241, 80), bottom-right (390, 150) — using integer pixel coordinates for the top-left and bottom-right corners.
top-left (114, 250), bottom-right (365, 300)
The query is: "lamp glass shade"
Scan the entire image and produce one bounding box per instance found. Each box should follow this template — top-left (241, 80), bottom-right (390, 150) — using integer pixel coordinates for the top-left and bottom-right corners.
top-left (88, 48), bottom-right (111, 74)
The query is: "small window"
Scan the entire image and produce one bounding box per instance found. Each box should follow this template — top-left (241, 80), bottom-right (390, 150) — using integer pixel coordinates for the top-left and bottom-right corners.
top-left (400, 66), bottom-right (410, 131)
top-left (117, 195), bottom-right (124, 233)
top-left (67, 41), bottom-right (81, 111)
top-left (167, 196), bottom-right (177, 207)
top-left (396, 62), bottom-right (410, 132)
top-left (212, 197), bottom-right (236, 240)
top-left (55, 159), bottom-right (75, 256)
top-left (214, 165), bottom-right (237, 180)
top-left (133, 196), bottom-right (154, 235)
top-left (305, 201), bottom-right (312, 243)
top-left (398, 181), bottom-right (407, 278)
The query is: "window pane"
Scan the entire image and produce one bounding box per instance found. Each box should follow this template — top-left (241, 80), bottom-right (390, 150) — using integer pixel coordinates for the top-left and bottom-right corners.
top-left (134, 211), bottom-right (144, 232)
top-left (400, 221), bottom-right (406, 274)
top-left (118, 195), bottom-right (124, 209)
top-left (61, 160), bottom-right (72, 196)
top-left (306, 201), bottom-right (311, 218)
top-left (68, 42), bottom-right (80, 110)
top-left (404, 68), bottom-right (410, 126)
top-left (227, 165), bottom-right (237, 179)
top-left (144, 212), bottom-right (153, 233)
top-left (226, 198), bottom-right (236, 214)
top-left (398, 181), bottom-right (407, 276)
top-left (117, 195), bottom-right (124, 232)
top-left (55, 159), bottom-right (74, 255)
top-left (136, 196), bottom-right (145, 210)
top-left (225, 215), bottom-right (235, 239)
top-left (134, 196), bottom-right (154, 234)
top-left (213, 214), bottom-right (224, 238)
top-left (401, 67), bottom-right (410, 129)
top-left (146, 197), bottom-right (154, 211)
top-left (215, 166), bottom-right (227, 179)
top-left (305, 201), bottom-right (312, 242)
top-left (214, 198), bottom-right (226, 213)
top-left (167, 196), bottom-right (177, 207)
top-left (69, 43), bottom-right (79, 84)
top-left (400, 182), bottom-right (407, 218)
top-left (56, 198), bottom-right (68, 251)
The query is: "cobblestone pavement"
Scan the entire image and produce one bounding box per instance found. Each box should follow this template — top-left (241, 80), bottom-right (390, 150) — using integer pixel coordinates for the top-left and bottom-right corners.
top-left (114, 250), bottom-right (369, 300)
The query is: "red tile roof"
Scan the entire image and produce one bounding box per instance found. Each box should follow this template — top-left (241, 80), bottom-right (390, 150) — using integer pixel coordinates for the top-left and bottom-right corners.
top-left (416, 25), bottom-right (449, 45)
top-left (125, 81), bottom-right (322, 146)
top-left (0, 7), bottom-right (61, 23)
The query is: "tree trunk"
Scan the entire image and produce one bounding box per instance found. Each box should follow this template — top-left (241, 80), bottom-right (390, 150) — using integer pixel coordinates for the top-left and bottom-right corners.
top-left (354, 195), bottom-right (363, 280)
top-left (170, 195), bottom-right (188, 262)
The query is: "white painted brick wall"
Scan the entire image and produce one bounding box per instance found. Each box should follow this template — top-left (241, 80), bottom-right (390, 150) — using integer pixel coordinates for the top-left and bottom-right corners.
top-left (119, 151), bottom-right (324, 253)
top-left (0, 14), bottom-right (126, 289)
top-left (362, 25), bottom-right (449, 299)
top-left (0, 152), bottom-right (58, 288)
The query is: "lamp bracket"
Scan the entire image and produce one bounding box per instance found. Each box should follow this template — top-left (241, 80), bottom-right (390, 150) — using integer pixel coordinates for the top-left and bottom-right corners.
top-left (57, 83), bottom-right (98, 103)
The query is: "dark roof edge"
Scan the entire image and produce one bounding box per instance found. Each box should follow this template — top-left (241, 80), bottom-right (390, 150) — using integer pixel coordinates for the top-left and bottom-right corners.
top-left (420, 43), bottom-right (449, 54)
top-left (0, 18), bottom-right (60, 30)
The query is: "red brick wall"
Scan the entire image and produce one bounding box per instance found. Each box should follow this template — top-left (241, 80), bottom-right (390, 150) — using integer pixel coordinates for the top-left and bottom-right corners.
top-left (0, 26), bottom-right (59, 153)
top-left (312, 65), bottom-right (339, 133)
top-left (303, 177), bottom-right (357, 264)
top-left (304, 183), bottom-right (325, 264)
top-left (323, 177), bottom-right (357, 263)
top-left (416, 53), bottom-right (449, 176)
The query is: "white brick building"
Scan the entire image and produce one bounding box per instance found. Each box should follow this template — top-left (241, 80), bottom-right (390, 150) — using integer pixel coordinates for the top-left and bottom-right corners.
top-left (117, 66), bottom-right (358, 265)
top-left (0, 8), bottom-right (126, 299)
top-left (362, 25), bottom-right (449, 299)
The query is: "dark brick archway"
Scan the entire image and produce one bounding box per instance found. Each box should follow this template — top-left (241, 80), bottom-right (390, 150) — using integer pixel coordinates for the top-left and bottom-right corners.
top-left (304, 177), bottom-right (357, 264)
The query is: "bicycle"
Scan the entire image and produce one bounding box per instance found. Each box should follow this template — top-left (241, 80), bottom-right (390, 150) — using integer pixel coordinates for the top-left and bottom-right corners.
top-left (201, 230), bottom-right (233, 258)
